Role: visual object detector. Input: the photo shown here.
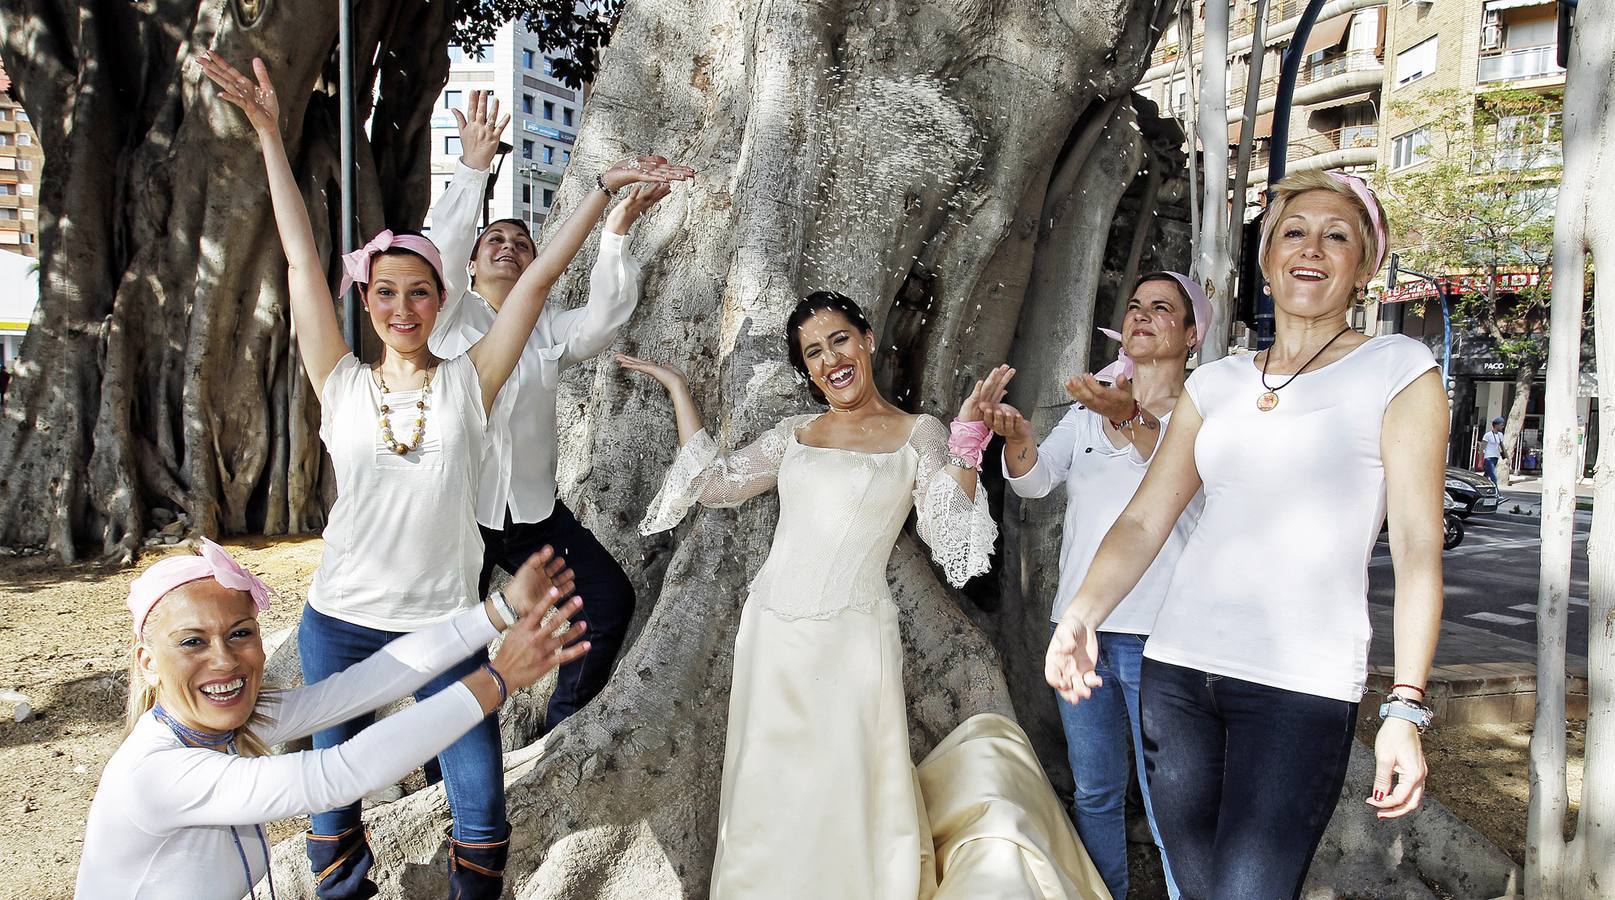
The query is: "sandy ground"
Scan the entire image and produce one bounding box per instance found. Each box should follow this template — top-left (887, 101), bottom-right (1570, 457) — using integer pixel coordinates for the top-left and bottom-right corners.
top-left (0, 537), bottom-right (1588, 899)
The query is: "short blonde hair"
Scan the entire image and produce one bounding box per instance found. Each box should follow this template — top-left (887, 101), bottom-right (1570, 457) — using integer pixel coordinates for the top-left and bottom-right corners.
top-left (1257, 169), bottom-right (1388, 286)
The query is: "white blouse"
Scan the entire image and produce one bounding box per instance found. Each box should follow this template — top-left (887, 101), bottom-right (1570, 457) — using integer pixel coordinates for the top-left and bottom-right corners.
top-left (427, 162), bottom-right (642, 529)
top-left (76, 607), bottom-right (497, 900)
top-left (1145, 335), bottom-right (1438, 703)
top-left (307, 353), bottom-right (487, 631)
top-left (1004, 406), bottom-right (1203, 632)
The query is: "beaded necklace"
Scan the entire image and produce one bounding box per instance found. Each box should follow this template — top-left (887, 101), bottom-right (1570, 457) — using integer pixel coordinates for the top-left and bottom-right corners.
top-left (152, 704), bottom-right (278, 900)
top-left (374, 366), bottom-right (433, 454)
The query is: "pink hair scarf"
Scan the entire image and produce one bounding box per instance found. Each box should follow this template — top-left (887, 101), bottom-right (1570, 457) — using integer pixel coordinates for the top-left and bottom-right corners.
top-left (1255, 170), bottom-right (1389, 282)
top-left (127, 538), bottom-right (273, 638)
top-left (338, 229), bottom-right (448, 300)
top-left (1095, 271), bottom-right (1212, 383)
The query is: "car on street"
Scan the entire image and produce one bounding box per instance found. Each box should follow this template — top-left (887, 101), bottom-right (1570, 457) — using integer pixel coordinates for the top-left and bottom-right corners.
top-left (1446, 467), bottom-right (1500, 518)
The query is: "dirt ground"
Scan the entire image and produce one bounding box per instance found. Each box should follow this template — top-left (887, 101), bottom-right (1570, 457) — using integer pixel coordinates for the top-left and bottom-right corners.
top-left (0, 537), bottom-right (1588, 899)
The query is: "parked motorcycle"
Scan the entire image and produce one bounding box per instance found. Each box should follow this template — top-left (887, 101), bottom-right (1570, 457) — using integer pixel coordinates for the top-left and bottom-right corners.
top-left (1443, 493), bottom-right (1464, 550)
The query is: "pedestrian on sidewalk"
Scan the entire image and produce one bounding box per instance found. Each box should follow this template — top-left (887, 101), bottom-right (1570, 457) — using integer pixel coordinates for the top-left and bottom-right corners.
top-left (1481, 416), bottom-right (1505, 486)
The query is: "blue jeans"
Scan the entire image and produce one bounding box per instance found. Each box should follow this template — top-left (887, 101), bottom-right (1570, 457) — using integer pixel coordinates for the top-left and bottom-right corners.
top-left (298, 604), bottom-right (505, 843)
top-left (1483, 457), bottom-right (1499, 486)
top-left (1053, 628), bottom-right (1178, 900)
top-left (1140, 658), bottom-right (1357, 900)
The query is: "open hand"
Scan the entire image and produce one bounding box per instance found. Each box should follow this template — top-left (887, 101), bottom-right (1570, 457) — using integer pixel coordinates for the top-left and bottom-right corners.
top-left (983, 402), bottom-right (1033, 445)
top-left (1045, 614), bottom-right (1104, 704)
top-left (504, 546), bottom-right (577, 616)
top-left (488, 589), bottom-right (589, 694)
top-left (958, 364), bottom-right (1015, 423)
top-left (197, 52), bottom-right (280, 135)
top-left (450, 90), bottom-right (510, 171)
top-left (617, 353), bottom-right (690, 394)
top-left (1367, 718), bottom-right (1427, 819)
top-left (600, 155), bottom-right (698, 192)
top-left (606, 183), bottom-right (673, 235)
top-left (1066, 373), bottom-right (1136, 424)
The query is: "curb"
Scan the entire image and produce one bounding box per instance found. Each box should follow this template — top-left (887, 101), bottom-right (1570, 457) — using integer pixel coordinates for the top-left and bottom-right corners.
top-left (1367, 665), bottom-right (1588, 727)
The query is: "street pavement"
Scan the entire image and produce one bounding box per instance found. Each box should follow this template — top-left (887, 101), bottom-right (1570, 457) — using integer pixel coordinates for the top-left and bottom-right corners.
top-left (1367, 496), bottom-right (1592, 672)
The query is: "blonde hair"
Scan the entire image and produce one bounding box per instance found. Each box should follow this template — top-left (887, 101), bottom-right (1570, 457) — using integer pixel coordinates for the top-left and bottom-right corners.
top-left (1257, 169), bottom-right (1388, 286)
top-left (123, 597), bottom-right (276, 758)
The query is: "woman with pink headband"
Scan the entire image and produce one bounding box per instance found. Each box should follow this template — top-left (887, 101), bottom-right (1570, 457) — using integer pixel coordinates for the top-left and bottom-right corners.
top-left (76, 539), bottom-right (587, 900)
top-left (197, 53), bottom-right (688, 898)
top-left (621, 292), bottom-right (1109, 898)
top-left (1047, 169), bottom-right (1445, 898)
top-left (986, 270), bottom-right (1210, 900)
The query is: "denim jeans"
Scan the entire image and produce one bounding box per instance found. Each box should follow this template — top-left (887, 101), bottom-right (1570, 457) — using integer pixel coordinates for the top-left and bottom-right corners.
top-left (298, 603), bottom-right (505, 843)
top-left (1140, 657), bottom-right (1357, 900)
top-left (1053, 628), bottom-right (1178, 900)
top-left (478, 499), bottom-right (637, 732)
top-left (1483, 457), bottom-right (1499, 486)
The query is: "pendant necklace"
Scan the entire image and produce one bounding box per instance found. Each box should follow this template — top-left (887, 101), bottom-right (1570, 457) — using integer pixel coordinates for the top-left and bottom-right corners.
top-left (1257, 326), bottom-right (1352, 412)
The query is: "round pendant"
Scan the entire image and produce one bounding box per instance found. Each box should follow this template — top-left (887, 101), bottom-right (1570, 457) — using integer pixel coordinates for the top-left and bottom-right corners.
top-left (1256, 391), bottom-right (1279, 412)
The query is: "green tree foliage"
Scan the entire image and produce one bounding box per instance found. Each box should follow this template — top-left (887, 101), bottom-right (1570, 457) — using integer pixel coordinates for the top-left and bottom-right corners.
top-left (453, 0), bottom-right (625, 88)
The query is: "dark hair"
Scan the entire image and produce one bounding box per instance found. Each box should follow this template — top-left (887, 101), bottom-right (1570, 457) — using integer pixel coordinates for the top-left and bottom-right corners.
top-left (364, 228), bottom-right (444, 298)
top-left (1132, 271), bottom-right (1195, 329)
top-left (471, 218), bottom-right (535, 263)
top-left (786, 291), bottom-right (874, 404)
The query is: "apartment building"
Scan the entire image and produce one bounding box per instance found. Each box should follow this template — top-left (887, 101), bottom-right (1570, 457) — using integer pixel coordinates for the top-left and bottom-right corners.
top-left (0, 62), bottom-right (43, 259)
top-left (423, 19), bottom-right (585, 238)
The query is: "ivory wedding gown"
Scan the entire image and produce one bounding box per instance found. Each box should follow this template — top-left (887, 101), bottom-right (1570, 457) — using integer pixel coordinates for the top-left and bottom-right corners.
top-left (642, 413), bottom-right (1109, 900)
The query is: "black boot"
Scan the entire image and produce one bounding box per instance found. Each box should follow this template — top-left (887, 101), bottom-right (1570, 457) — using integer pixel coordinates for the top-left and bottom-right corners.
top-left (448, 822), bottom-right (511, 900)
top-left (305, 825), bottom-right (379, 900)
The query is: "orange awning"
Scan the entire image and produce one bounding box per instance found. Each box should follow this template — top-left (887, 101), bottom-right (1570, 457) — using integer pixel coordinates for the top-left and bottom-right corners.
top-left (1228, 111), bottom-right (1275, 144)
top-left (1302, 14), bottom-right (1353, 56)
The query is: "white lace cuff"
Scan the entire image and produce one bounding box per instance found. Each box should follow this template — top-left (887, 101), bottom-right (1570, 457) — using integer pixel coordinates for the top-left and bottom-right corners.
top-left (639, 429), bottom-right (720, 535)
top-left (916, 472), bottom-right (998, 587)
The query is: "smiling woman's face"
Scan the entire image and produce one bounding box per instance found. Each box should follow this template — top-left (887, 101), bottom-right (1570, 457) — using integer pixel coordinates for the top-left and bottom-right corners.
top-left (1120, 279), bottom-right (1195, 363)
top-left (1263, 189), bottom-right (1368, 321)
top-left (137, 581), bottom-right (264, 734)
top-left (795, 309), bottom-right (878, 410)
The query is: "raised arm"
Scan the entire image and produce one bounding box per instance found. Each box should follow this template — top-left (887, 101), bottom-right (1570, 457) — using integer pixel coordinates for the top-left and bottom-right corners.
top-left (425, 91), bottom-right (507, 354)
top-left (1046, 389), bottom-right (1204, 702)
top-left (198, 53), bottom-right (349, 395)
top-left (1367, 368), bottom-right (1446, 820)
top-left (549, 184), bottom-right (670, 368)
top-left (466, 157), bottom-right (695, 413)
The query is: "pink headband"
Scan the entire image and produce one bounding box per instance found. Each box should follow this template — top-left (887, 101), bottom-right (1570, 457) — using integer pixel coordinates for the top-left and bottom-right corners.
top-left (126, 538), bottom-right (273, 638)
top-left (1256, 171), bottom-right (1388, 278)
top-left (1095, 272), bottom-right (1212, 382)
top-left (338, 230), bottom-right (448, 300)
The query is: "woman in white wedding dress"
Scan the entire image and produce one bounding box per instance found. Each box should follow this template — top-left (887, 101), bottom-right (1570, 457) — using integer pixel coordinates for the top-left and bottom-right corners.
top-left (622, 292), bottom-right (1109, 900)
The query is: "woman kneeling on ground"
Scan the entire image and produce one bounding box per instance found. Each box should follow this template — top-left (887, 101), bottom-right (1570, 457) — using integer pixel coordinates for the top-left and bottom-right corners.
top-left (76, 539), bottom-right (587, 900)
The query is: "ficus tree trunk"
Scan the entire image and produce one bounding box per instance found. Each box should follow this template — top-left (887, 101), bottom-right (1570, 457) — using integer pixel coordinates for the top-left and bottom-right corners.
top-left (1527, 0), bottom-right (1613, 894)
top-left (1193, 0), bottom-right (1235, 361)
top-left (259, 0), bottom-right (1187, 895)
top-left (0, 0), bottom-right (450, 563)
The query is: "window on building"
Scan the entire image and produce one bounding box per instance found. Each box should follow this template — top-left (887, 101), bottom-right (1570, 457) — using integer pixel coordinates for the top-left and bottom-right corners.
top-left (447, 44), bottom-right (467, 62)
top-left (0, 184), bottom-right (13, 195)
top-left (444, 90), bottom-right (463, 110)
top-left (19, 233), bottom-right (31, 244)
top-left (562, 107), bottom-right (574, 127)
top-left (522, 49), bottom-right (536, 69)
top-left (15, 110), bottom-right (28, 122)
top-left (522, 139), bottom-right (535, 160)
top-left (1346, 10), bottom-right (1378, 52)
top-left (1391, 127), bottom-right (1431, 170)
top-left (0, 208), bottom-right (15, 220)
top-left (0, 134), bottom-right (9, 145)
top-left (15, 160), bottom-right (30, 171)
top-left (15, 133), bottom-right (29, 146)
top-left (543, 100), bottom-right (555, 120)
top-left (544, 57), bottom-right (559, 77)
top-left (1505, 16), bottom-right (1556, 50)
top-left (522, 94), bottom-right (534, 114)
top-left (445, 135), bottom-right (463, 156)
top-left (542, 145), bottom-right (554, 164)
top-left (542, 188), bottom-right (555, 207)
top-left (561, 149), bottom-right (571, 163)
top-left (0, 109), bottom-right (8, 121)
top-left (1395, 36), bottom-right (1438, 86)
top-left (20, 208), bottom-right (34, 219)
top-left (17, 183), bottom-right (32, 196)
top-left (521, 184), bottom-right (532, 204)
top-left (1169, 76), bottom-right (1188, 114)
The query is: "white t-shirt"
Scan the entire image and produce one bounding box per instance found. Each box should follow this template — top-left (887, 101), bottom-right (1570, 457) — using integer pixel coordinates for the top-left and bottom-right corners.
top-left (307, 353), bottom-right (487, 630)
top-left (427, 163), bottom-right (642, 529)
top-left (1003, 407), bottom-right (1204, 632)
top-left (76, 607), bottom-right (496, 900)
top-left (1144, 334), bottom-right (1437, 703)
top-left (1482, 429), bottom-right (1504, 459)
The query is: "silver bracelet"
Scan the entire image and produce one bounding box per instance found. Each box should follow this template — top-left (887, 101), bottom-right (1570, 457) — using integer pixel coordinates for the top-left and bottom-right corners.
top-left (947, 454), bottom-right (977, 470)
top-left (488, 590), bottom-right (519, 628)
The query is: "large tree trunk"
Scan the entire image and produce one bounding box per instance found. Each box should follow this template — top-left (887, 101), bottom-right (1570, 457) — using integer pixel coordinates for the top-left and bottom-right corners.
top-left (1194, 0), bottom-right (1235, 360)
top-left (1528, 0), bottom-right (1613, 894)
top-left (0, 0), bottom-right (450, 563)
top-left (262, 0), bottom-right (1179, 895)
top-left (1497, 363), bottom-right (1534, 485)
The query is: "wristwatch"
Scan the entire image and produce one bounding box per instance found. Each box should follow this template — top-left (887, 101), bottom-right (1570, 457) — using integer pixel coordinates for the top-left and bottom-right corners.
top-left (488, 589), bottom-right (519, 628)
top-left (1378, 694), bottom-right (1435, 732)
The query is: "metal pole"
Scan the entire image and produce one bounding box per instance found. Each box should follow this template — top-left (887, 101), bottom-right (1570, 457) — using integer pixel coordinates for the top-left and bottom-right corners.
top-left (338, 0), bottom-right (359, 349)
top-left (1258, 0), bottom-right (1330, 349)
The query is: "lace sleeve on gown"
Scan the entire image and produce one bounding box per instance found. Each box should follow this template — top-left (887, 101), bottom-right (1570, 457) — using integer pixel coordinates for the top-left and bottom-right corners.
top-left (638, 417), bottom-right (799, 535)
top-left (909, 415), bottom-right (998, 587)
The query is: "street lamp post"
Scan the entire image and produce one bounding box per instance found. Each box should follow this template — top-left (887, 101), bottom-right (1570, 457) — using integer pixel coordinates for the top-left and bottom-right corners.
top-left (1387, 252), bottom-right (1458, 462)
top-left (481, 141), bottom-right (513, 231)
top-left (337, 0), bottom-right (358, 349)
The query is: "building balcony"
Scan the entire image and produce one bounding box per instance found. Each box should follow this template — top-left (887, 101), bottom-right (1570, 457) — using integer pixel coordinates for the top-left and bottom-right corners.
top-left (1474, 142), bottom-right (1563, 172)
top-left (1248, 126), bottom-right (1377, 176)
top-left (1477, 45), bottom-right (1566, 84)
top-left (1300, 49), bottom-right (1382, 86)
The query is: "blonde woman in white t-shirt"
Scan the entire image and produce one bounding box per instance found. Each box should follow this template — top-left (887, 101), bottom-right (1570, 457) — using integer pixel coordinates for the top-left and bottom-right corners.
top-left (1046, 170), bottom-right (1446, 899)
top-left (198, 53), bottom-right (691, 899)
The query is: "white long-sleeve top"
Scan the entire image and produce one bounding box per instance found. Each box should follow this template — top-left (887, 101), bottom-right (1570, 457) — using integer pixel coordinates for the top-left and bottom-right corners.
top-left (1004, 406), bottom-right (1204, 632)
top-left (76, 607), bottom-right (499, 900)
top-left (427, 162), bottom-right (642, 528)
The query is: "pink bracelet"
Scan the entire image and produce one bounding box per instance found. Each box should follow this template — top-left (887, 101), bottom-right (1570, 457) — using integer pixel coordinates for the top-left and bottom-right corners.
top-left (948, 419), bottom-right (993, 470)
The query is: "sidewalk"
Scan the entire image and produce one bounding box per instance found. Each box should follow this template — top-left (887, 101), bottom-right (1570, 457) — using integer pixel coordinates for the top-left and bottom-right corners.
top-left (1478, 474), bottom-right (1596, 518)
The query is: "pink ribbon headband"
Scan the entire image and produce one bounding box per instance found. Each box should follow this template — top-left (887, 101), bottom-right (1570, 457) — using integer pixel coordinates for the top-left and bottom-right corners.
top-left (338, 229), bottom-right (448, 300)
top-left (1095, 271), bottom-right (1212, 383)
top-left (127, 538), bottom-right (274, 638)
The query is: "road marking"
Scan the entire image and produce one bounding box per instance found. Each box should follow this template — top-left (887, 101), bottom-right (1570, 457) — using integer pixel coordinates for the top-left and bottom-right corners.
top-left (1506, 598), bottom-right (1587, 613)
top-left (1370, 531), bottom-right (1589, 568)
top-left (1466, 612), bottom-right (1532, 626)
